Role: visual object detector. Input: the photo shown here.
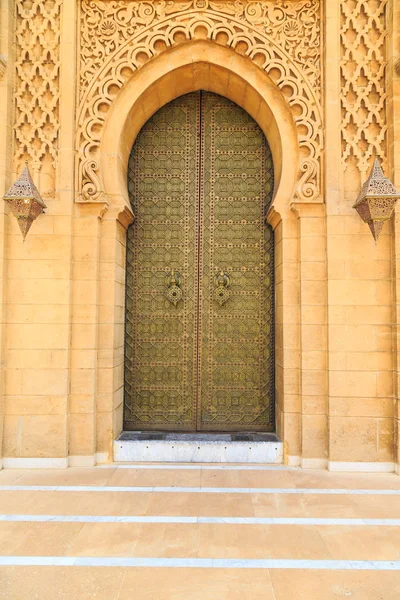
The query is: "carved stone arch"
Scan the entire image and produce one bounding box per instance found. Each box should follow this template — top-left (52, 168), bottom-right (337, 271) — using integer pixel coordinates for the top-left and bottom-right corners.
top-left (77, 1), bottom-right (323, 206)
top-left (99, 41), bottom-right (299, 217)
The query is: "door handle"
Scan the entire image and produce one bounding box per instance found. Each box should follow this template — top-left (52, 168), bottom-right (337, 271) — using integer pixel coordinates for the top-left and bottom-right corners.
top-left (166, 270), bottom-right (183, 305)
top-left (214, 270), bottom-right (231, 306)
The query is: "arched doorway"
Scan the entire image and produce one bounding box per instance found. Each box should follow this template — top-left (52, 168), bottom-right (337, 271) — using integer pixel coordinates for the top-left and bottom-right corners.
top-left (123, 91), bottom-right (274, 432)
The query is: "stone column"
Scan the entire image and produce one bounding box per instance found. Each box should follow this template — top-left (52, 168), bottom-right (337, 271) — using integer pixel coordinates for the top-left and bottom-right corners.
top-left (293, 203), bottom-right (328, 469)
top-left (388, 0), bottom-right (400, 474)
top-left (268, 207), bottom-right (302, 465)
top-left (96, 207), bottom-right (133, 463)
top-left (0, 0), bottom-right (14, 469)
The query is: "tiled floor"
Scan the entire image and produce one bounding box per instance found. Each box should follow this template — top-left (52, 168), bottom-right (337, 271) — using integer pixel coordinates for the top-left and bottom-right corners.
top-left (0, 465), bottom-right (399, 598)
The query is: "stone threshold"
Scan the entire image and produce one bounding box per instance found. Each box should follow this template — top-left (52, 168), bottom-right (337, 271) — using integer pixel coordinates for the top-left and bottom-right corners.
top-left (114, 432), bottom-right (283, 464)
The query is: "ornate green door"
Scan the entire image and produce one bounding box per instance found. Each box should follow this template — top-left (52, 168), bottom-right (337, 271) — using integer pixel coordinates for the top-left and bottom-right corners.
top-left (124, 91), bottom-right (274, 432)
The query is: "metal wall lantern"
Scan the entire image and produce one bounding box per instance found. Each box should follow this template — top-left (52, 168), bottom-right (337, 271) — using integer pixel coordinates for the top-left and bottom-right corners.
top-left (3, 162), bottom-right (46, 240)
top-left (353, 158), bottom-right (400, 242)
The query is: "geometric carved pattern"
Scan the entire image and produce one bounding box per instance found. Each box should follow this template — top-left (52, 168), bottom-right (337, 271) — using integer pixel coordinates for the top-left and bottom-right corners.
top-left (340, 0), bottom-right (388, 175)
top-left (199, 92), bottom-right (275, 430)
top-left (14, 0), bottom-right (62, 192)
top-left (124, 93), bottom-right (200, 430)
top-left (124, 92), bottom-right (274, 431)
top-left (78, 0), bottom-right (322, 204)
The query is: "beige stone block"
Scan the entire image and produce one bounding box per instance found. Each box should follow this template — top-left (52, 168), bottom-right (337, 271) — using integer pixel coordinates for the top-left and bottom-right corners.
top-left (53, 216), bottom-right (73, 235)
top-left (7, 279), bottom-right (70, 305)
top-left (97, 368), bottom-right (114, 393)
top-left (302, 306), bottom-right (327, 325)
top-left (345, 306), bottom-right (392, 326)
top-left (328, 280), bottom-right (378, 306)
top-left (302, 351), bottom-right (327, 370)
top-left (73, 217), bottom-right (100, 237)
top-left (3, 414), bottom-right (67, 458)
top-left (73, 237), bottom-right (99, 262)
top-left (98, 281), bottom-right (116, 308)
top-left (113, 402), bottom-right (124, 438)
top-left (4, 396), bottom-right (67, 416)
top-left (300, 262), bottom-right (326, 281)
top-left (328, 325), bottom-right (376, 352)
top-left (71, 324), bottom-right (97, 348)
top-left (329, 417), bottom-right (379, 462)
top-left (376, 326), bottom-right (393, 352)
top-left (72, 261), bottom-right (97, 280)
top-left (346, 260), bottom-right (391, 280)
top-left (10, 235), bottom-right (71, 261)
top-left (7, 324), bottom-right (69, 350)
top-left (328, 352), bottom-right (346, 371)
top-left (329, 371), bottom-right (376, 398)
top-left (96, 411), bottom-right (114, 455)
top-left (69, 394), bottom-right (95, 414)
top-left (377, 419), bottom-right (394, 462)
top-left (328, 306), bottom-right (346, 325)
top-left (71, 305), bottom-right (97, 324)
top-left (283, 413), bottom-right (301, 456)
top-left (377, 371), bottom-right (393, 398)
top-left (300, 217), bottom-right (325, 237)
top-left (282, 238), bottom-right (299, 262)
top-left (301, 280), bottom-right (326, 305)
top-left (283, 368), bottom-right (300, 395)
top-left (301, 325), bottom-right (327, 352)
top-left (346, 351), bottom-right (393, 371)
top-left (70, 350), bottom-right (96, 370)
top-left (7, 259), bottom-right (70, 280)
top-left (21, 369), bottom-right (68, 396)
top-left (302, 415), bottom-right (328, 458)
top-left (302, 370), bottom-right (327, 396)
top-left (302, 395), bottom-right (327, 415)
top-left (7, 304), bottom-right (70, 325)
top-left (5, 369), bottom-right (22, 395)
top-left (96, 392), bottom-right (113, 413)
top-left (281, 394), bottom-right (301, 413)
top-left (281, 281), bottom-right (300, 306)
top-left (376, 280), bottom-right (392, 306)
top-left (69, 413), bottom-right (95, 456)
top-left (300, 236), bottom-right (326, 262)
top-left (327, 216), bottom-right (345, 235)
top-left (330, 397), bottom-right (394, 418)
top-left (327, 260), bottom-right (346, 279)
top-left (281, 324), bottom-right (299, 350)
top-left (72, 280), bottom-right (98, 305)
top-left (70, 369), bottom-right (96, 395)
top-left (7, 349), bottom-right (52, 369)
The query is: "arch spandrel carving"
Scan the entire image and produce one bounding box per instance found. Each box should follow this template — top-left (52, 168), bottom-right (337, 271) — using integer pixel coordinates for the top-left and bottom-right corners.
top-left (77, 0), bottom-right (323, 205)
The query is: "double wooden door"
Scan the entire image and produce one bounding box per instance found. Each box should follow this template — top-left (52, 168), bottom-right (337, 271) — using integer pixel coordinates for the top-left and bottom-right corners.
top-left (124, 91), bottom-right (274, 431)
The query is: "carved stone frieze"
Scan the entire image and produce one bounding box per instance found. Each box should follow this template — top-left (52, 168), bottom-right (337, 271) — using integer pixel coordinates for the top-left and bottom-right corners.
top-left (14, 0), bottom-right (62, 195)
top-left (77, 0), bottom-right (323, 204)
top-left (340, 0), bottom-right (388, 175)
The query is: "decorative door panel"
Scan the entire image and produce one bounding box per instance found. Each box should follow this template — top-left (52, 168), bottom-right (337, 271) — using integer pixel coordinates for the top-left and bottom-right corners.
top-left (124, 93), bottom-right (200, 430)
top-left (124, 91), bottom-right (274, 432)
top-left (198, 92), bottom-right (274, 431)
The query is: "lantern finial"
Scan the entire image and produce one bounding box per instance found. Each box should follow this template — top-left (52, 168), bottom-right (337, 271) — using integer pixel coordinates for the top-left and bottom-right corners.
top-left (3, 163), bottom-right (46, 240)
top-left (353, 158), bottom-right (400, 242)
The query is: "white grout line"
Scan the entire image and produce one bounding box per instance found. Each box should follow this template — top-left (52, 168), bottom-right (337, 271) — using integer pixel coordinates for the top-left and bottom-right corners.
top-left (1, 485), bottom-right (400, 495)
top-left (0, 556), bottom-right (399, 570)
top-left (1, 514), bottom-right (400, 526)
top-left (107, 464), bottom-right (293, 471)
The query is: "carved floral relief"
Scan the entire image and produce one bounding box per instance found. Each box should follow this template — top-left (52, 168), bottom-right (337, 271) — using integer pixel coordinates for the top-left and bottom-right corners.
top-left (77, 0), bottom-right (323, 205)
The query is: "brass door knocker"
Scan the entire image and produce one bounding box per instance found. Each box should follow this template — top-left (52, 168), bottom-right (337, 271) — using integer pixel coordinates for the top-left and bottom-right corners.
top-left (214, 270), bottom-right (231, 306)
top-left (166, 270), bottom-right (183, 305)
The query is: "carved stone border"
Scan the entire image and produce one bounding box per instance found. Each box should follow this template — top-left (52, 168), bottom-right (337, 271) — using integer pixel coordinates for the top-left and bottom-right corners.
top-left (77, 0), bottom-right (323, 204)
